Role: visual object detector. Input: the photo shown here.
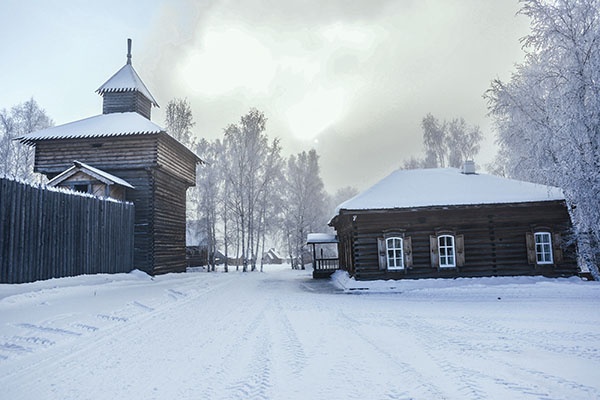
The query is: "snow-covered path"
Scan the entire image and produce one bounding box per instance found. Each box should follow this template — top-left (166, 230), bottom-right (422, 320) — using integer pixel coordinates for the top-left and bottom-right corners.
top-left (1, 266), bottom-right (599, 399)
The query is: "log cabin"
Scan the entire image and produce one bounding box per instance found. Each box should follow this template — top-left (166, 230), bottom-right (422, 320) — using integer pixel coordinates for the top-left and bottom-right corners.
top-left (329, 162), bottom-right (579, 280)
top-left (19, 40), bottom-right (202, 275)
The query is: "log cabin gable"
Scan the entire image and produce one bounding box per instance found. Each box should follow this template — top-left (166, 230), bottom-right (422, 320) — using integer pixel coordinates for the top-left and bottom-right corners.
top-left (47, 161), bottom-right (134, 201)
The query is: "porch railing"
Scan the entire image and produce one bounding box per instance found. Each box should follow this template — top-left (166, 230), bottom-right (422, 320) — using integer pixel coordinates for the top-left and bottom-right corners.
top-left (314, 258), bottom-right (339, 271)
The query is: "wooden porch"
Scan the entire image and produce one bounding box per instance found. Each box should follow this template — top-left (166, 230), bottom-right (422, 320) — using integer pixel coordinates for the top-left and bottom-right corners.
top-left (307, 233), bottom-right (340, 279)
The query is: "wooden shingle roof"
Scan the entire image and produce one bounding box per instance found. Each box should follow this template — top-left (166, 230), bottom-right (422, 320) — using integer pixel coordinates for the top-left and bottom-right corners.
top-left (96, 63), bottom-right (159, 107)
top-left (48, 160), bottom-right (135, 189)
top-left (18, 112), bottom-right (164, 144)
top-left (96, 39), bottom-right (159, 107)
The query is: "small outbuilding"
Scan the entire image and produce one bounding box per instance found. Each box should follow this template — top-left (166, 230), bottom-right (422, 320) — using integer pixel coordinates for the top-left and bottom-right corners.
top-left (47, 160), bottom-right (134, 201)
top-left (306, 233), bottom-right (339, 278)
top-left (262, 248), bottom-right (284, 265)
top-left (329, 165), bottom-right (578, 280)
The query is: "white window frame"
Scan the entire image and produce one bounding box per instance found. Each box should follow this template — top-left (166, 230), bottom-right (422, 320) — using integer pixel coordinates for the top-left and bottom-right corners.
top-left (535, 232), bottom-right (553, 264)
top-left (386, 237), bottom-right (404, 270)
top-left (438, 235), bottom-right (456, 268)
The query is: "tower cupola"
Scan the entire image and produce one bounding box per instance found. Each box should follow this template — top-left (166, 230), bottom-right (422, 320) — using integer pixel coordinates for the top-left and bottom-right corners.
top-left (96, 39), bottom-right (159, 119)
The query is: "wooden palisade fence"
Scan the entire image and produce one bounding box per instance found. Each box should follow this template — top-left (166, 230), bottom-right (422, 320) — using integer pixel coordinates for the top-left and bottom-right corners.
top-left (0, 177), bottom-right (135, 283)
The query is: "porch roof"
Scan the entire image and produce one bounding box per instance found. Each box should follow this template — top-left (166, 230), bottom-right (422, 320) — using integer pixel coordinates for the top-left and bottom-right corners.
top-left (307, 233), bottom-right (338, 244)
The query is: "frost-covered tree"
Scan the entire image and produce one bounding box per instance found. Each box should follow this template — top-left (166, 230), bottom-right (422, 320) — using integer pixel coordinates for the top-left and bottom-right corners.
top-left (486, 0), bottom-right (600, 279)
top-left (329, 186), bottom-right (359, 215)
top-left (164, 97), bottom-right (207, 268)
top-left (222, 109), bottom-right (283, 272)
top-left (283, 149), bottom-right (329, 269)
top-left (0, 98), bottom-right (53, 181)
top-left (165, 98), bottom-right (196, 148)
top-left (404, 113), bottom-right (482, 169)
top-left (446, 117), bottom-right (483, 168)
top-left (422, 113), bottom-right (448, 168)
top-left (191, 138), bottom-right (222, 272)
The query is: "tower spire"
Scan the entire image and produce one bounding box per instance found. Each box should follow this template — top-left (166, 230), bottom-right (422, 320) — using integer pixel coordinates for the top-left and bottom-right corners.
top-left (127, 38), bottom-right (132, 65)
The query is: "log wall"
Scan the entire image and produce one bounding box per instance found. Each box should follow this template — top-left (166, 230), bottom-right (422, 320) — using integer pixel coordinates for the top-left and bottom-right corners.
top-left (0, 178), bottom-right (135, 284)
top-left (332, 201), bottom-right (578, 280)
top-left (102, 91), bottom-right (152, 119)
top-left (152, 168), bottom-right (189, 274)
top-left (33, 136), bottom-right (158, 178)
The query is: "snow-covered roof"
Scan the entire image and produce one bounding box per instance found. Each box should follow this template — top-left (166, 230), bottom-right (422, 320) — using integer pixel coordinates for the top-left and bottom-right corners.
top-left (48, 160), bottom-right (134, 189)
top-left (266, 248), bottom-right (283, 258)
top-left (307, 233), bottom-right (339, 244)
top-left (18, 112), bottom-right (164, 143)
top-left (335, 168), bottom-right (565, 215)
top-left (96, 63), bottom-right (159, 107)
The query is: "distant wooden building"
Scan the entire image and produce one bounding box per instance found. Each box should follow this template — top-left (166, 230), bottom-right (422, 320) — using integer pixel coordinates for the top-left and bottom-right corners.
top-left (329, 164), bottom-right (579, 280)
top-left (19, 40), bottom-right (202, 275)
top-left (262, 248), bottom-right (284, 264)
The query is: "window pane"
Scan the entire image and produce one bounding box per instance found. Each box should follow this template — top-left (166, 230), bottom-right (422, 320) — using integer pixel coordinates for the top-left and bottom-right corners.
top-left (386, 237), bottom-right (404, 269)
top-left (438, 235), bottom-right (456, 268)
top-left (534, 232), bottom-right (553, 264)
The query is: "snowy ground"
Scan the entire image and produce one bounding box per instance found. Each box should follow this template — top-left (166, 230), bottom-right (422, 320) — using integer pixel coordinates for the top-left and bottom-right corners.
top-left (1, 265), bottom-right (599, 400)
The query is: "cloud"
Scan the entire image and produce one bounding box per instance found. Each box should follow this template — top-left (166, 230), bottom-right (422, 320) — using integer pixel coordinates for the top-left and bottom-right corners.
top-left (142, 0), bottom-right (529, 192)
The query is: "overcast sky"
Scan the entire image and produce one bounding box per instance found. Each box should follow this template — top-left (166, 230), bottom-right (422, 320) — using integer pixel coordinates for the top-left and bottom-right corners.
top-left (0, 0), bottom-right (530, 192)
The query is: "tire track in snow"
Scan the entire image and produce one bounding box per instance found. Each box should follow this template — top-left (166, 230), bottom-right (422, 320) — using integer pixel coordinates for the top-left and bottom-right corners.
top-left (0, 342), bottom-right (32, 355)
top-left (405, 314), bottom-right (545, 399)
top-left (406, 313), bottom-right (599, 399)
top-left (460, 315), bottom-right (600, 362)
top-left (336, 310), bottom-right (449, 400)
top-left (225, 331), bottom-right (272, 400)
top-left (180, 284), bottom-right (274, 400)
top-left (17, 323), bottom-right (81, 336)
top-left (455, 315), bottom-right (600, 397)
top-left (221, 303), bottom-right (273, 400)
top-left (273, 298), bottom-right (307, 375)
top-left (0, 335), bottom-right (55, 360)
top-left (0, 274), bottom-right (237, 388)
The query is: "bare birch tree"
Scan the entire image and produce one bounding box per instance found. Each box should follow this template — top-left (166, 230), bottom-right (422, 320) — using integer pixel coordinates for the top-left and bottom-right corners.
top-left (193, 138), bottom-right (222, 271)
top-left (0, 98), bottom-right (53, 182)
top-left (404, 113), bottom-right (483, 169)
top-left (222, 109), bottom-right (282, 272)
top-left (165, 98), bottom-right (195, 148)
top-left (284, 149), bottom-right (329, 269)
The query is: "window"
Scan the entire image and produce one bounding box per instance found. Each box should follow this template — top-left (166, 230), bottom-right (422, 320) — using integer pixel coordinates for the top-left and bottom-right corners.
top-left (430, 233), bottom-right (464, 269)
top-left (535, 232), bottom-right (553, 264)
top-left (73, 183), bottom-right (90, 193)
top-left (378, 235), bottom-right (412, 271)
top-left (386, 237), bottom-right (404, 270)
top-left (438, 235), bottom-right (456, 268)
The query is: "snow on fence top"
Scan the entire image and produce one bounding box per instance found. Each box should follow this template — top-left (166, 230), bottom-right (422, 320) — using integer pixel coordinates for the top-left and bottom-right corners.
top-left (17, 112), bottom-right (164, 143)
top-left (335, 168), bottom-right (565, 215)
top-left (0, 176), bottom-right (132, 205)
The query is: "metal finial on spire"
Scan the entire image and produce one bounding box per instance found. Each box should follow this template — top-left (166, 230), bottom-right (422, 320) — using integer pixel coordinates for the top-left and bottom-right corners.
top-left (127, 38), bottom-right (132, 65)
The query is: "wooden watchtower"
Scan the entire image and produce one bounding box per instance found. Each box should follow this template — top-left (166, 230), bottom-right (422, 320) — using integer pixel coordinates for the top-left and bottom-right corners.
top-left (20, 40), bottom-right (202, 275)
